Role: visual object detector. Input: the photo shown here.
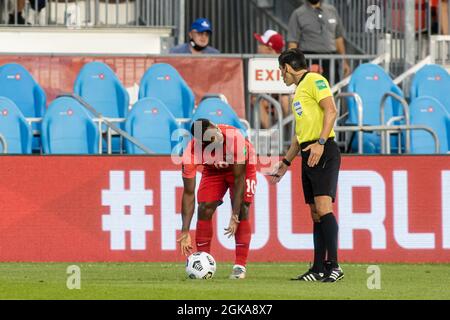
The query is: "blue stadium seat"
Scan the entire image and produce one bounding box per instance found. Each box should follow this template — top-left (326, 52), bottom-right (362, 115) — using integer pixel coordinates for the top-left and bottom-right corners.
top-left (410, 64), bottom-right (450, 113)
top-left (125, 98), bottom-right (181, 155)
top-left (138, 63), bottom-right (195, 119)
top-left (74, 61), bottom-right (129, 119)
top-left (346, 64), bottom-right (405, 153)
top-left (190, 98), bottom-right (248, 138)
top-left (0, 63), bottom-right (46, 151)
top-left (41, 97), bottom-right (99, 154)
top-left (409, 96), bottom-right (450, 154)
top-left (0, 96), bottom-right (32, 154)
top-left (74, 61), bottom-right (129, 153)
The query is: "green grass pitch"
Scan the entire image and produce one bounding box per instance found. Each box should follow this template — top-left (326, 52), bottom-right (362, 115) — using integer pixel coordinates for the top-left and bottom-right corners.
top-left (0, 263), bottom-right (448, 300)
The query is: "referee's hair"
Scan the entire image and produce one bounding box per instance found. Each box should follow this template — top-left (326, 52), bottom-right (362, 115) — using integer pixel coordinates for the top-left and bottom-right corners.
top-left (278, 48), bottom-right (307, 71)
top-left (191, 118), bottom-right (213, 141)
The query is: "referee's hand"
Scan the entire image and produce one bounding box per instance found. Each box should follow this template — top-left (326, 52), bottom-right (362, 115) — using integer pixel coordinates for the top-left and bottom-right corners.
top-left (269, 161), bottom-right (289, 184)
top-left (303, 143), bottom-right (324, 167)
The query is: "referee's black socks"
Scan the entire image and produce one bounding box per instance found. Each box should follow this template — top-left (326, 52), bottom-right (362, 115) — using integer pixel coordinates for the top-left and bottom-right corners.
top-left (312, 222), bottom-right (326, 273)
top-left (320, 213), bottom-right (339, 269)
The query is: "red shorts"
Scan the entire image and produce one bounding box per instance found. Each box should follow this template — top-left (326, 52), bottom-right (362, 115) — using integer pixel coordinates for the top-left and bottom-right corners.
top-left (197, 164), bottom-right (257, 204)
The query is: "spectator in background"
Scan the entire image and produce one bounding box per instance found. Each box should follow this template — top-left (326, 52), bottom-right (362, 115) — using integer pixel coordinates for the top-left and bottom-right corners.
top-left (8, 0), bottom-right (26, 24)
top-left (29, 0), bottom-right (47, 15)
top-left (432, 0), bottom-right (449, 34)
top-left (287, 0), bottom-right (351, 83)
top-left (253, 30), bottom-right (291, 130)
top-left (170, 18), bottom-right (220, 54)
top-left (441, 0), bottom-right (449, 34)
top-left (254, 29), bottom-right (285, 55)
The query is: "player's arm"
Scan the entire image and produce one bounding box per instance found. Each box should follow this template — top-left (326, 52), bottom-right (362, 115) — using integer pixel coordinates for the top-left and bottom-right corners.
top-left (231, 163), bottom-right (246, 217)
top-left (224, 164), bottom-right (246, 238)
top-left (178, 176), bottom-right (196, 256)
top-left (181, 176), bottom-right (196, 233)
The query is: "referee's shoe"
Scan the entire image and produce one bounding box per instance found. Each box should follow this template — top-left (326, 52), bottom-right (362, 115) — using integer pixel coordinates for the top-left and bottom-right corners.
top-left (322, 266), bottom-right (345, 283)
top-left (291, 269), bottom-right (325, 282)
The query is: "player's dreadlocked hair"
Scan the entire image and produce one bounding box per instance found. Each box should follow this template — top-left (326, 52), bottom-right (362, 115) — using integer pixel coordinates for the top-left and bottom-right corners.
top-left (190, 118), bottom-right (214, 142)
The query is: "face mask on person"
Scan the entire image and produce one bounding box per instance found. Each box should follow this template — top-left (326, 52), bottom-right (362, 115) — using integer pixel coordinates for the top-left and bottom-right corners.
top-left (190, 39), bottom-right (208, 51)
top-left (308, 0), bottom-right (321, 5)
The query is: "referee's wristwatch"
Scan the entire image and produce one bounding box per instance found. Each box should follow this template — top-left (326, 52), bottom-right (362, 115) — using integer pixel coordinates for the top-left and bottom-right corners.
top-left (318, 138), bottom-right (327, 146)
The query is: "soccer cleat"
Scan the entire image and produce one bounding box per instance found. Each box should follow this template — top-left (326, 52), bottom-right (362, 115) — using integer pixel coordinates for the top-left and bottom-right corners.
top-left (291, 269), bottom-right (325, 282)
top-left (229, 265), bottom-right (246, 279)
top-left (323, 260), bottom-right (333, 278)
top-left (322, 266), bottom-right (344, 283)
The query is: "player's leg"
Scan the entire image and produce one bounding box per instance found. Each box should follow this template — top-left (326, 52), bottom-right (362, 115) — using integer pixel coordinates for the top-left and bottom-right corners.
top-left (227, 168), bottom-right (256, 279)
top-left (195, 201), bottom-right (221, 254)
top-left (196, 171), bottom-right (228, 254)
top-left (230, 202), bottom-right (252, 279)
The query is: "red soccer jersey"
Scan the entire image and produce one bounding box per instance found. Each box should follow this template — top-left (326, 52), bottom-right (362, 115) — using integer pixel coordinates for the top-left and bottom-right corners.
top-left (182, 124), bottom-right (256, 179)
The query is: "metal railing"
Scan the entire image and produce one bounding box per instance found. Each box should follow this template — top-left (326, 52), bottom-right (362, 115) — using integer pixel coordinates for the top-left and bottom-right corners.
top-left (328, 0), bottom-right (449, 75)
top-left (380, 91), bottom-right (411, 154)
top-left (17, 90), bottom-right (252, 155)
top-left (269, 52), bottom-right (431, 155)
top-left (430, 35), bottom-right (450, 64)
top-left (60, 93), bottom-right (154, 154)
top-left (0, 134), bottom-right (7, 153)
top-left (1, 0), bottom-right (178, 27)
top-left (252, 94), bottom-right (284, 156)
top-left (303, 53), bottom-right (378, 87)
top-left (333, 125), bottom-right (440, 154)
top-left (334, 92), bottom-right (364, 153)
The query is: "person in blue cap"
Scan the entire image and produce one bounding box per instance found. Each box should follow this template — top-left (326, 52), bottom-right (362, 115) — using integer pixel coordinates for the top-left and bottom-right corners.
top-left (170, 18), bottom-right (221, 54)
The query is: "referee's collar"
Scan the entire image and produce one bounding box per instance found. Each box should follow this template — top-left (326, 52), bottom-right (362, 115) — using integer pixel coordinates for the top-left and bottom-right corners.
top-left (297, 71), bottom-right (310, 86)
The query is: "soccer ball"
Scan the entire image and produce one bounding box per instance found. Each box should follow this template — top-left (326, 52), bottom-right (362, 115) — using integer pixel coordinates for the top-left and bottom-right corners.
top-left (186, 252), bottom-right (217, 279)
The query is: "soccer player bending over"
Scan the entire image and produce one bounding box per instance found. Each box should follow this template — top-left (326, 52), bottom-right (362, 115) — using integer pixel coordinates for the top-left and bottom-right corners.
top-left (178, 119), bottom-right (257, 279)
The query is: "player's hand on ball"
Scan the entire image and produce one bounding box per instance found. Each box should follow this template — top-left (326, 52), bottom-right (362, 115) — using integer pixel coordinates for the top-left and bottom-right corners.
top-left (177, 232), bottom-right (193, 256)
top-left (224, 215), bottom-right (240, 238)
top-left (269, 161), bottom-right (288, 184)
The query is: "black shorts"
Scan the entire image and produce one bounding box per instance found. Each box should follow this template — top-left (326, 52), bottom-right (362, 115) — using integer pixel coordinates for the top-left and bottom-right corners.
top-left (301, 138), bottom-right (341, 205)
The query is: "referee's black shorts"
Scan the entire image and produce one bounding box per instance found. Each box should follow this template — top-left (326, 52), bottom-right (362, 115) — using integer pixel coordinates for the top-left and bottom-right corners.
top-left (300, 138), bottom-right (341, 205)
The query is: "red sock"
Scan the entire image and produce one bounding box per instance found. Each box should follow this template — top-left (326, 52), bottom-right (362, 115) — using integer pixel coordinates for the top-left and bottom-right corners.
top-left (196, 220), bottom-right (213, 254)
top-left (235, 220), bottom-right (252, 267)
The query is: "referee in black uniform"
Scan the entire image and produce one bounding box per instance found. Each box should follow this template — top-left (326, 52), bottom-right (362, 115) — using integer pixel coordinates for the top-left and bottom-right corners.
top-left (271, 49), bottom-right (343, 282)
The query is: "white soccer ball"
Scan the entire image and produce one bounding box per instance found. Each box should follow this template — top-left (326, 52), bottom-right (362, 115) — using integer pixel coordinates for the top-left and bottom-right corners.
top-left (186, 252), bottom-right (217, 279)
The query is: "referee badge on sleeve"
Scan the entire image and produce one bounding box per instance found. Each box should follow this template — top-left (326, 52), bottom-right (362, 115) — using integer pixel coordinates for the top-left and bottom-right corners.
top-left (294, 101), bottom-right (303, 116)
top-left (316, 80), bottom-right (328, 90)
